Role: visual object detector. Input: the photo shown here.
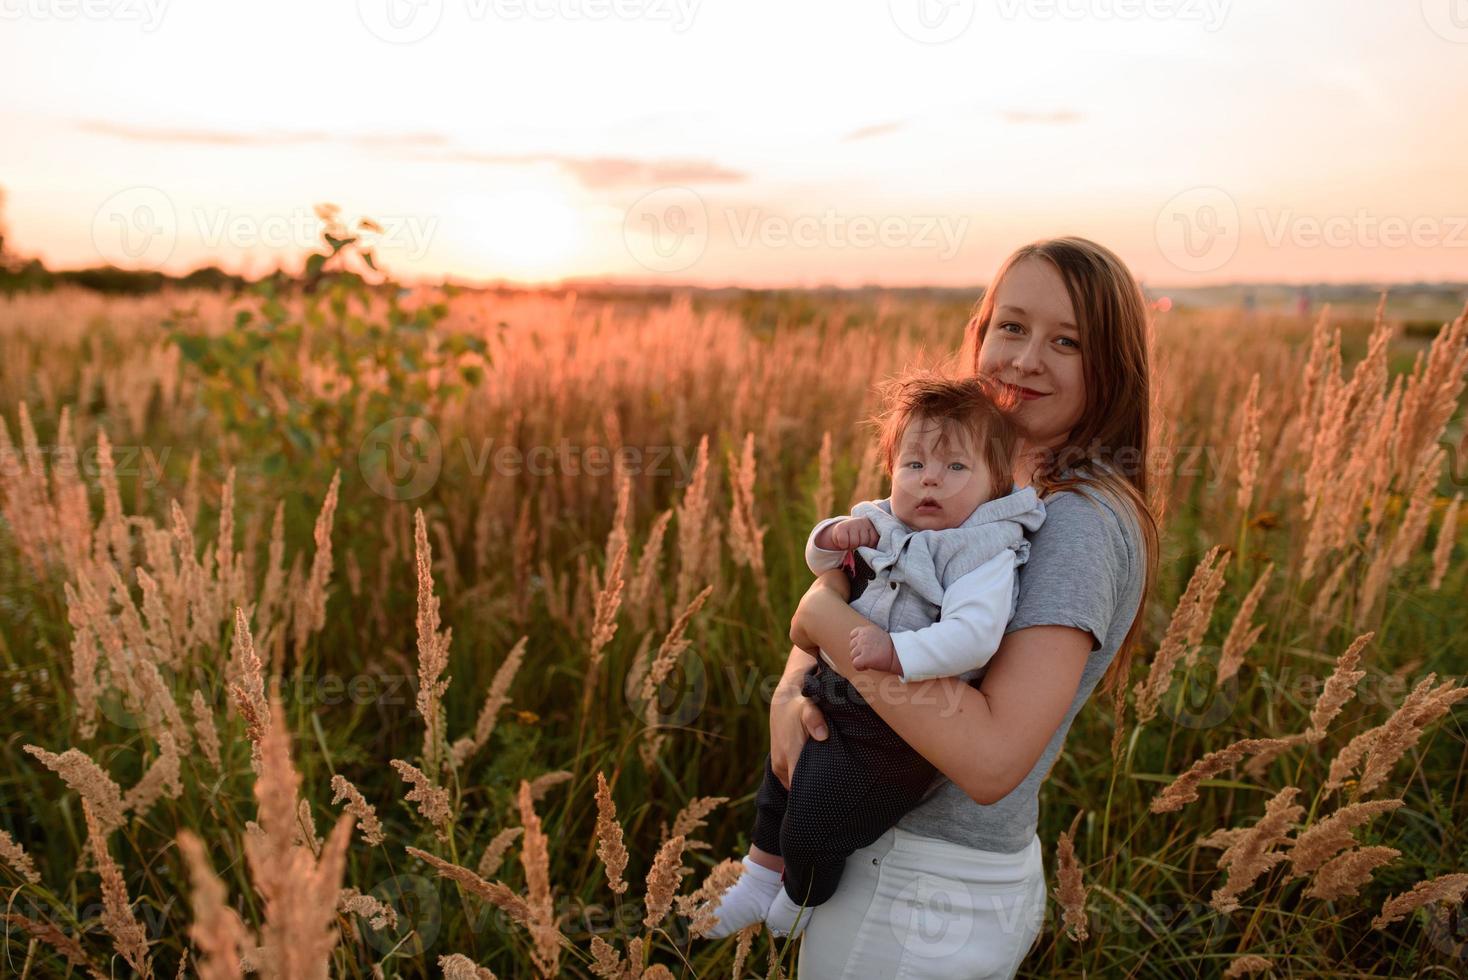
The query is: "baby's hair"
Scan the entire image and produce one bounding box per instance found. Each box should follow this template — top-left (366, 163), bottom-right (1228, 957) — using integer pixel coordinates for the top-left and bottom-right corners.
top-left (865, 371), bottom-right (1021, 501)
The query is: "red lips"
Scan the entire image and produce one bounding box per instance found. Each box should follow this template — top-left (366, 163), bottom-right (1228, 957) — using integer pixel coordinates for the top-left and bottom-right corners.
top-left (1003, 382), bottom-right (1049, 401)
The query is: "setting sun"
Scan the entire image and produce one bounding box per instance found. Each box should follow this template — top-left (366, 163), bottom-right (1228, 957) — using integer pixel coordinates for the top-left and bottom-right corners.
top-left (2, 2), bottom-right (1467, 977)
top-left (453, 187), bottom-right (584, 281)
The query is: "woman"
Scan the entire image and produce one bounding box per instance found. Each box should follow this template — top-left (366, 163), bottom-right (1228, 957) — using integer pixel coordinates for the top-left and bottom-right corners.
top-left (779, 237), bottom-right (1159, 978)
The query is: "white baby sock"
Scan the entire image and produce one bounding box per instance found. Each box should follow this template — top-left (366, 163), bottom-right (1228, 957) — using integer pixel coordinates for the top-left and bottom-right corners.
top-left (704, 856), bottom-right (784, 938)
top-left (763, 886), bottom-right (816, 939)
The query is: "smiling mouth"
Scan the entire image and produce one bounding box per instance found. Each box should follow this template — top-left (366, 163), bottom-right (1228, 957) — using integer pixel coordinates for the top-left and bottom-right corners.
top-left (1004, 383), bottom-right (1050, 399)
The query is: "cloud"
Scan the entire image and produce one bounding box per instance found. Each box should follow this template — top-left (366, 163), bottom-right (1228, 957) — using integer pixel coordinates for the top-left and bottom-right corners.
top-left (76, 120), bottom-right (449, 148)
top-left (76, 120), bottom-right (747, 189)
top-left (843, 121), bottom-right (905, 142)
top-left (999, 110), bottom-right (1083, 125)
top-left (435, 151), bottom-right (747, 188)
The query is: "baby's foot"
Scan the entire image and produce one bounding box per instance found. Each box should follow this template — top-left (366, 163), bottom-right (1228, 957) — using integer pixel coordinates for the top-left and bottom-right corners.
top-left (704, 856), bottom-right (783, 938)
top-left (764, 887), bottom-right (816, 939)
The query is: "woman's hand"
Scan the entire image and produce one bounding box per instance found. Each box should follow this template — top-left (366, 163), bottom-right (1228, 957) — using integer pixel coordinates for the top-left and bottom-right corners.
top-left (770, 568), bottom-right (852, 789)
top-left (770, 657), bottom-right (829, 790)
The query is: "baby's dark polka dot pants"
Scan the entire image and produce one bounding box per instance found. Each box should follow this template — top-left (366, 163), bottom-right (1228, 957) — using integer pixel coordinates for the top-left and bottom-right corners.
top-left (751, 660), bottom-right (940, 908)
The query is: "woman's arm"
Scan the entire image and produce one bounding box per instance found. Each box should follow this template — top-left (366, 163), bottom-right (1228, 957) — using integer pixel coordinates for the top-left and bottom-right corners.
top-left (767, 568), bottom-right (851, 789)
top-left (767, 643), bottom-right (831, 790)
top-left (791, 572), bottom-right (1091, 805)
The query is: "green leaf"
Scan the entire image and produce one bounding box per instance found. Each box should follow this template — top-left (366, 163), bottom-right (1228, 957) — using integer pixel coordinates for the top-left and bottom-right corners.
top-left (285, 423), bottom-right (318, 454)
top-left (172, 334), bottom-right (213, 367)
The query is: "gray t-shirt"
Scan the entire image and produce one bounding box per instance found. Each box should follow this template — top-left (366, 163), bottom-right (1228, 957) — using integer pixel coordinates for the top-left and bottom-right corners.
top-left (894, 484), bottom-right (1144, 853)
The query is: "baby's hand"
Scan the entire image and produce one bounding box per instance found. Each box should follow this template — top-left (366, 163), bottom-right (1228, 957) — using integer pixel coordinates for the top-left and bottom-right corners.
top-left (849, 625), bottom-right (899, 673)
top-left (820, 517), bottom-right (878, 552)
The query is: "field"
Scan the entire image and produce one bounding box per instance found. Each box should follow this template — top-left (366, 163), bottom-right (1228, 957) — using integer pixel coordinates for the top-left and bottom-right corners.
top-left (1, 266), bottom-right (1466, 979)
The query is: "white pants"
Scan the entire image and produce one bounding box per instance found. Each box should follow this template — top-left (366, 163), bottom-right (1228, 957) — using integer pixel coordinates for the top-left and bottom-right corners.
top-left (796, 826), bottom-right (1046, 979)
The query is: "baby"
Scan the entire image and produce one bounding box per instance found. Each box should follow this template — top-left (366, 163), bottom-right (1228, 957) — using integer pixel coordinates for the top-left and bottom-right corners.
top-left (706, 372), bottom-right (1046, 939)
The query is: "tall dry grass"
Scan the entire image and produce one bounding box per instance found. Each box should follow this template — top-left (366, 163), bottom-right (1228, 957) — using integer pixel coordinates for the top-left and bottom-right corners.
top-left (0, 281), bottom-right (1465, 977)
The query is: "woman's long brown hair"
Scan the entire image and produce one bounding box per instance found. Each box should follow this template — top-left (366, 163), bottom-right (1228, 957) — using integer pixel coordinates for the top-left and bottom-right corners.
top-left (959, 237), bottom-right (1160, 700)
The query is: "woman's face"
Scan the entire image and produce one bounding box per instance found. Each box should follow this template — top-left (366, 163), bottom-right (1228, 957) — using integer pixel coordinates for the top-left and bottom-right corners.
top-left (975, 256), bottom-right (1087, 450)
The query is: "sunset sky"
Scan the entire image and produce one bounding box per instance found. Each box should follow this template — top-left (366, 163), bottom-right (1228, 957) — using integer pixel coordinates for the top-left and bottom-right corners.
top-left (2, 0), bottom-right (1465, 287)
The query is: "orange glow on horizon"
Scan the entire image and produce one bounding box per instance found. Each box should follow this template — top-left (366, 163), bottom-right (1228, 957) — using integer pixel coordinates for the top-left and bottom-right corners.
top-left (2, 1), bottom-right (1465, 287)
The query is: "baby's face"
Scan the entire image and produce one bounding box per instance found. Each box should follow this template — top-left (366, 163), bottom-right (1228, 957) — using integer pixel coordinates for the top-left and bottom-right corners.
top-left (889, 418), bottom-right (995, 531)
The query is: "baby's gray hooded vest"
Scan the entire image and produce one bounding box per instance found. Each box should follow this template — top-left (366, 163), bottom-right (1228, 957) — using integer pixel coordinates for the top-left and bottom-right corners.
top-left (844, 486), bottom-right (1047, 644)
